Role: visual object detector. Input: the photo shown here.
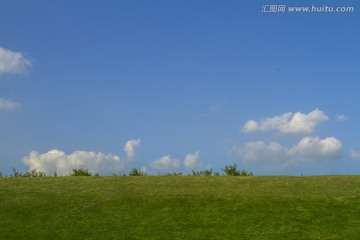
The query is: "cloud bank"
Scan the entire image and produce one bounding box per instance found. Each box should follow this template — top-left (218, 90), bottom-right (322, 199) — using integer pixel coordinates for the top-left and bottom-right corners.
top-left (23, 139), bottom-right (141, 175)
top-left (0, 46), bottom-right (32, 75)
top-left (236, 136), bottom-right (342, 168)
top-left (23, 149), bottom-right (126, 175)
top-left (242, 109), bottom-right (328, 134)
top-left (23, 140), bottom-right (202, 175)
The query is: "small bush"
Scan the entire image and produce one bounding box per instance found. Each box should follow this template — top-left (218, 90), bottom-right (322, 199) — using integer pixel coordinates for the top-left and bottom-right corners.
top-left (71, 168), bottom-right (92, 176)
top-left (240, 169), bottom-right (253, 176)
top-left (192, 168), bottom-right (215, 176)
top-left (23, 169), bottom-right (47, 177)
top-left (162, 172), bottom-right (183, 176)
top-left (222, 163), bottom-right (253, 176)
top-left (129, 168), bottom-right (147, 176)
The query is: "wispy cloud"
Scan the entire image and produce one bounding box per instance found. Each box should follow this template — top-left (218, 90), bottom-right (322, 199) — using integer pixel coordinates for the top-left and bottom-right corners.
top-left (124, 139), bottom-right (140, 158)
top-left (335, 114), bottom-right (349, 121)
top-left (239, 141), bottom-right (290, 164)
top-left (242, 109), bottom-right (328, 135)
top-left (350, 149), bottom-right (360, 160)
top-left (184, 151), bottom-right (201, 169)
top-left (151, 155), bottom-right (180, 170)
top-left (0, 98), bottom-right (21, 110)
top-left (0, 46), bottom-right (32, 75)
top-left (203, 102), bottom-right (221, 117)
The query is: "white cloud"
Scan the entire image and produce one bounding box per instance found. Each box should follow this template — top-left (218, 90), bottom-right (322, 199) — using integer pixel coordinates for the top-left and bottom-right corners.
top-left (240, 141), bottom-right (290, 164)
top-left (291, 137), bottom-right (342, 161)
top-left (242, 120), bottom-right (259, 132)
top-left (184, 151), bottom-right (201, 169)
top-left (124, 139), bottom-right (140, 158)
top-left (0, 46), bottom-right (32, 75)
top-left (236, 136), bottom-right (342, 168)
top-left (151, 155), bottom-right (180, 170)
top-left (350, 149), bottom-right (360, 160)
top-left (242, 109), bottom-right (328, 134)
top-left (335, 114), bottom-right (349, 121)
top-left (23, 149), bottom-right (126, 175)
top-left (22, 139), bottom-right (141, 175)
top-left (0, 98), bottom-right (21, 110)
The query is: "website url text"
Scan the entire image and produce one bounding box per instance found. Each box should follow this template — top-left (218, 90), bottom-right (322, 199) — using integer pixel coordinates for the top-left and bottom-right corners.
top-left (261, 5), bottom-right (355, 13)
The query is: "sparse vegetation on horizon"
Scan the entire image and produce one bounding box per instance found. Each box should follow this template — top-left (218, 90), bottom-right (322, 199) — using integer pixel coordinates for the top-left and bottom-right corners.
top-left (9, 168), bottom-right (47, 178)
top-left (192, 168), bottom-right (220, 176)
top-left (2, 165), bottom-right (254, 177)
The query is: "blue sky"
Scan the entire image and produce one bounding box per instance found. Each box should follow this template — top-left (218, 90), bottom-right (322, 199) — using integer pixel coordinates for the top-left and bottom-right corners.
top-left (1, 0), bottom-right (360, 175)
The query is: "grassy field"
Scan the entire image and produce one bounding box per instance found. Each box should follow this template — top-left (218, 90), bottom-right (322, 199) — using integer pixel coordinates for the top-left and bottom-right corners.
top-left (1, 176), bottom-right (360, 239)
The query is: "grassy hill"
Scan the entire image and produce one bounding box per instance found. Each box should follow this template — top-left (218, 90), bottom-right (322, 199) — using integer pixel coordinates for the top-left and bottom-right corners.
top-left (1, 176), bottom-right (360, 239)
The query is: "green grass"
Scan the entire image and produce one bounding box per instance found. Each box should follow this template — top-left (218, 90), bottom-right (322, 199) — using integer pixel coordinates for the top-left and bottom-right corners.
top-left (1, 176), bottom-right (360, 239)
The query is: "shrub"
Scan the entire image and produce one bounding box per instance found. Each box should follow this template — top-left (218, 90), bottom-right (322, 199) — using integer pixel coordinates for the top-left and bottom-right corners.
top-left (162, 172), bottom-right (183, 176)
top-left (192, 168), bottom-right (214, 176)
top-left (71, 168), bottom-right (92, 176)
top-left (23, 169), bottom-right (47, 177)
top-left (129, 168), bottom-right (147, 176)
top-left (240, 169), bottom-right (253, 176)
top-left (222, 163), bottom-right (253, 176)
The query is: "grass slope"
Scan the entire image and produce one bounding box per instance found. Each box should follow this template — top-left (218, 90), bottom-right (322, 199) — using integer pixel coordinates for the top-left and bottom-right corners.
top-left (1, 176), bottom-right (360, 239)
